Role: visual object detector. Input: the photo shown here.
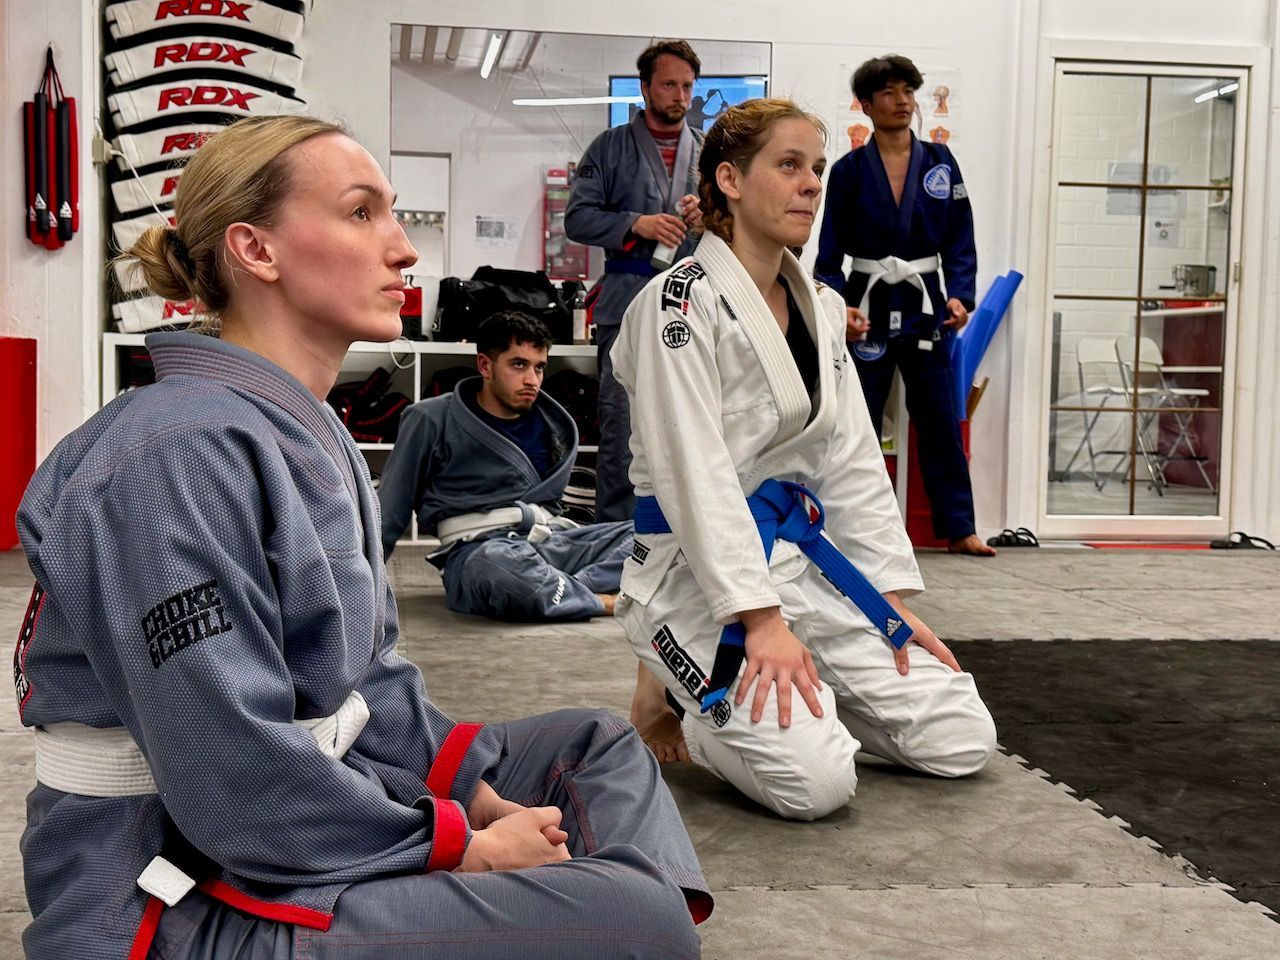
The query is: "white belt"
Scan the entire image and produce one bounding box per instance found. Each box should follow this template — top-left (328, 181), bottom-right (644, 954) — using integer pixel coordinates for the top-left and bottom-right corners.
top-left (436, 503), bottom-right (577, 550)
top-left (848, 254), bottom-right (942, 319)
top-left (33, 689), bottom-right (370, 798)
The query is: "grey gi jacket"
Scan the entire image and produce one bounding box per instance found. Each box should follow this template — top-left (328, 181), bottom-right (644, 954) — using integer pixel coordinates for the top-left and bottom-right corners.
top-left (564, 111), bottom-right (703, 327)
top-left (378, 377), bottom-right (578, 558)
top-left (15, 332), bottom-right (502, 960)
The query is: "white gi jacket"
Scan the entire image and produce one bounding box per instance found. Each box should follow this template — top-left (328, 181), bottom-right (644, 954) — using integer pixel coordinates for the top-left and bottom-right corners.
top-left (611, 231), bottom-right (924, 626)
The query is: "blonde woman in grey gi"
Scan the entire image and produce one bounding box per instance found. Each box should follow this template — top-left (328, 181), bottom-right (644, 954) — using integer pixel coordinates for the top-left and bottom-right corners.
top-left (14, 115), bottom-right (709, 960)
top-left (614, 99), bottom-right (997, 820)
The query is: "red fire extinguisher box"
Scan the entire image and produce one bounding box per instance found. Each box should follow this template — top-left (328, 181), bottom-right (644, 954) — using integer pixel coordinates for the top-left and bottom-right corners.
top-left (1, 338), bottom-right (37, 550)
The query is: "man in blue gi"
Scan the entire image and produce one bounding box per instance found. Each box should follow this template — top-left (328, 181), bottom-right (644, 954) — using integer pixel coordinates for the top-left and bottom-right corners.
top-left (380, 311), bottom-right (634, 621)
top-left (564, 39), bottom-right (704, 522)
top-left (816, 54), bottom-right (995, 556)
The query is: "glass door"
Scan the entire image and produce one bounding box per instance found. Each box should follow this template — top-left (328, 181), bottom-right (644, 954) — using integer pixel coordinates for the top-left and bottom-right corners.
top-left (1043, 65), bottom-right (1245, 533)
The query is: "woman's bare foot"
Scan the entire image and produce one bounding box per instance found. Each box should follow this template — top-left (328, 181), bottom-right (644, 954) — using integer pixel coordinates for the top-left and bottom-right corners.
top-left (947, 533), bottom-right (997, 556)
top-left (630, 663), bottom-right (690, 763)
top-left (595, 593), bottom-right (617, 616)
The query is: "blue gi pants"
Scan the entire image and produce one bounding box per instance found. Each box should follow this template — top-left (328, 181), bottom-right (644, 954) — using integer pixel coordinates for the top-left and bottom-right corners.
top-left (144, 710), bottom-right (707, 959)
top-left (442, 521), bottom-right (633, 622)
top-left (594, 324), bottom-right (635, 523)
top-left (854, 336), bottom-right (977, 540)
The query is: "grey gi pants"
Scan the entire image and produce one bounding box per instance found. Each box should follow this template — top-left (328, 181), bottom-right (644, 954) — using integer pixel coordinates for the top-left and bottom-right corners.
top-left (442, 521), bottom-right (633, 622)
top-left (146, 710), bottom-right (708, 959)
top-left (594, 324), bottom-right (636, 524)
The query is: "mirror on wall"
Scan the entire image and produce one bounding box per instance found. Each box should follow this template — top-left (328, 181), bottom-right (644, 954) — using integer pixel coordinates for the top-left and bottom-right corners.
top-left (388, 26), bottom-right (771, 283)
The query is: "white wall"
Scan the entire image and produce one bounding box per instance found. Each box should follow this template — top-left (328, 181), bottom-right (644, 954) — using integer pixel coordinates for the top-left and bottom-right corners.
top-left (3, 0), bottom-right (1277, 540)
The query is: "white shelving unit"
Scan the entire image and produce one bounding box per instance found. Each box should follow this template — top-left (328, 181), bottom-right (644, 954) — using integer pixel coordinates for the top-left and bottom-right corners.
top-left (101, 333), bottom-right (599, 545)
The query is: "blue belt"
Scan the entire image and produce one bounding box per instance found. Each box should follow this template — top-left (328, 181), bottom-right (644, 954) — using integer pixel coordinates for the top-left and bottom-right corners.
top-left (604, 259), bottom-right (659, 277)
top-left (634, 479), bottom-right (913, 712)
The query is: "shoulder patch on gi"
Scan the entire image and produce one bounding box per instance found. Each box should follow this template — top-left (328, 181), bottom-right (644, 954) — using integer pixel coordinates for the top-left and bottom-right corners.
top-left (853, 340), bottom-right (887, 361)
top-left (142, 579), bottom-right (233, 669)
top-left (952, 181), bottom-right (968, 200)
top-left (662, 320), bottom-right (692, 349)
top-left (660, 260), bottom-right (706, 316)
top-left (651, 625), bottom-right (731, 727)
top-left (923, 163), bottom-right (952, 200)
top-left (14, 582), bottom-right (45, 713)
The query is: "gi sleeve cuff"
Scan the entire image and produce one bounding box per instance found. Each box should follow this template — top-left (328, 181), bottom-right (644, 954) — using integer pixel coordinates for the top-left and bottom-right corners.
top-left (425, 798), bottom-right (470, 872)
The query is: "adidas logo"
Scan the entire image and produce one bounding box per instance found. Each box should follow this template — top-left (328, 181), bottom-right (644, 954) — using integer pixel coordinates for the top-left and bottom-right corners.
top-left (886, 617), bottom-right (903, 636)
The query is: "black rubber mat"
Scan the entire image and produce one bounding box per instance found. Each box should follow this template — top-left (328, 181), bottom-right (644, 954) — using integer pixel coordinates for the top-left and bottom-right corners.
top-left (956, 639), bottom-right (1280, 916)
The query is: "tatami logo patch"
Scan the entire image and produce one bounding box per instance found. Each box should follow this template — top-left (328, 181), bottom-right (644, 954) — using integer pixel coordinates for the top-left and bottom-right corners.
top-left (662, 320), bottom-right (691, 349)
top-left (142, 579), bottom-right (231, 668)
top-left (660, 260), bottom-right (705, 315)
top-left (652, 625), bottom-right (731, 727)
top-left (631, 541), bottom-right (650, 565)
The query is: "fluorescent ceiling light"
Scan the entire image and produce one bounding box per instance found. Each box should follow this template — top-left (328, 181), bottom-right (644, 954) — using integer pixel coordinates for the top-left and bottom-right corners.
top-left (512, 95), bottom-right (645, 107)
top-left (1195, 81), bottom-right (1239, 104)
top-left (480, 31), bottom-right (503, 79)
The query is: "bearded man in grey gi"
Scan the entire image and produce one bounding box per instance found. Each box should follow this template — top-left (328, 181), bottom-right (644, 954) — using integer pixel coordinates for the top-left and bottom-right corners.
top-left (565, 38), bottom-right (705, 522)
top-left (380, 311), bottom-right (633, 621)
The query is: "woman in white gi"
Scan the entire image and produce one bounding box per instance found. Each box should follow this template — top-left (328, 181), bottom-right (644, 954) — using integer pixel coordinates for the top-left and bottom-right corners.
top-left (15, 115), bottom-right (708, 959)
top-left (614, 99), bottom-right (997, 820)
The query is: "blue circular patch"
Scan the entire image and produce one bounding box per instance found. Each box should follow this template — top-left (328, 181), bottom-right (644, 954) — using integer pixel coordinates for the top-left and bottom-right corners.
top-left (923, 163), bottom-right (952, 200)
top-left (852, 340), bottom-right (887, 361)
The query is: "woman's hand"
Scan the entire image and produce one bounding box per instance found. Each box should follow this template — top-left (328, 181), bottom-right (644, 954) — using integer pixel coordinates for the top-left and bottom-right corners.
top-left (736, 607), bottom-right (824, 728)
top-left (466, 780), bottom-right (523, 830)
top-left (457, 806), bottom-right (571, 873)
top-left (883, 592), bottom-right (962, 676)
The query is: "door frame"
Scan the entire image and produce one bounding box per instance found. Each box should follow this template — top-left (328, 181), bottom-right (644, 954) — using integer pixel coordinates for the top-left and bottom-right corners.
top-left (1019, 38), bottom-right (1271, 540)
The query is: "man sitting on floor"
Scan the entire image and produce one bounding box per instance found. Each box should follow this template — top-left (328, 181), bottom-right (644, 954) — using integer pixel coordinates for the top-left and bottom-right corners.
top-left (380, 311), bottom-right (632, 621)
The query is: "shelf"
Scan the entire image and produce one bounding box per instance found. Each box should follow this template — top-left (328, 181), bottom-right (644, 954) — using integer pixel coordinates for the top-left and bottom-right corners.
top-left (1139, 304), bottom-right (1225, 319)
top-left (102, 331), bottom-right (599, 547)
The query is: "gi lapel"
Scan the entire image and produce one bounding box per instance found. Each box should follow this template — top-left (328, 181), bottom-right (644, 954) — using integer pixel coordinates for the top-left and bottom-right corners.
top-left (778, 249), bottom-right (836, 444)
top-left (334, 424), bottom-right (387, 648)
top-left (695, 233), bottom-right (810, 445)
top-left (865, 136), bottom-right (898, 223)
top-left (671, 123), bottom-right (695, 205)
top-left (897, 136), bottom-right (924, 244)
top-left (633, 111), bottom-right (674, 210)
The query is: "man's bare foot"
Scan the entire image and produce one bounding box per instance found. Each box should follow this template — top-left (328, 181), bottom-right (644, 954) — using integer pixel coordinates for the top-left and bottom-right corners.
top-left (948, 533), bottom-right (997, 556)
top-left (595, 593), bottom-right (617, 616)
top-left (630, 663), bottom-right (690, 763)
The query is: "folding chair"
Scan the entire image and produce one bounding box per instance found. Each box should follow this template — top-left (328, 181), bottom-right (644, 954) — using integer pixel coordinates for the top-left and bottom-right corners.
top-left (1114, 336), bottom-right (1215, 493)
top-left (1060, 337), bottom-right (1160, 491)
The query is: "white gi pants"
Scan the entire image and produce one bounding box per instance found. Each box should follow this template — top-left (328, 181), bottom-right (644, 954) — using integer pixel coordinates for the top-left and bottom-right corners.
top-left (620, 549), bottom-right (997, 821)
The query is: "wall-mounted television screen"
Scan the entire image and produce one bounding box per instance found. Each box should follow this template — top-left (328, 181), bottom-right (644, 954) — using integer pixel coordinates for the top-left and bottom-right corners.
top-left (608, 75), bottom-right (769, 132)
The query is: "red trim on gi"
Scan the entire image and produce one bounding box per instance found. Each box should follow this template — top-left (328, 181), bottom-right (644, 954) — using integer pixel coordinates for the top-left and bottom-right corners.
top-left (425, 798), bottom-right (468, 872)
top-left (197, 878), bottom-right (334, 930)
top-left (14, 582), bottom-right (45, 721)
top-left (425, 722), bottom-right (484, 800)
top-left (126, 895), bottom-right (165, 960)
top-left (687, 891), bottom-right (715, 925)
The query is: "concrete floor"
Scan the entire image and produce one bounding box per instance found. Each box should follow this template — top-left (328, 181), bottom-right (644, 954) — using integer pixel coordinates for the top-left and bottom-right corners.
top-left (1, 546), bottom-right (1278, 959)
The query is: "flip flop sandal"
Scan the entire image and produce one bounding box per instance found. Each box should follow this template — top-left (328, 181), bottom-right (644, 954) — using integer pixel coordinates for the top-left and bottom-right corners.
top-left (1210, 530), bottom-right (1276, 550)
top-left (986, 528), bottom-right (1040, 547)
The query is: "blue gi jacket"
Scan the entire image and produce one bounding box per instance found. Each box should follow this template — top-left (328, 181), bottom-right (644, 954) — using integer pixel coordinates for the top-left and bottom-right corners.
top-left (815, 135), bottom-right (977, 341)
top-left (15, 332), bottom-right (503, 960)
top-left (378, 377), bottom-right (578, 558)
top-left (565, 111), bottom-right (703, 328)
